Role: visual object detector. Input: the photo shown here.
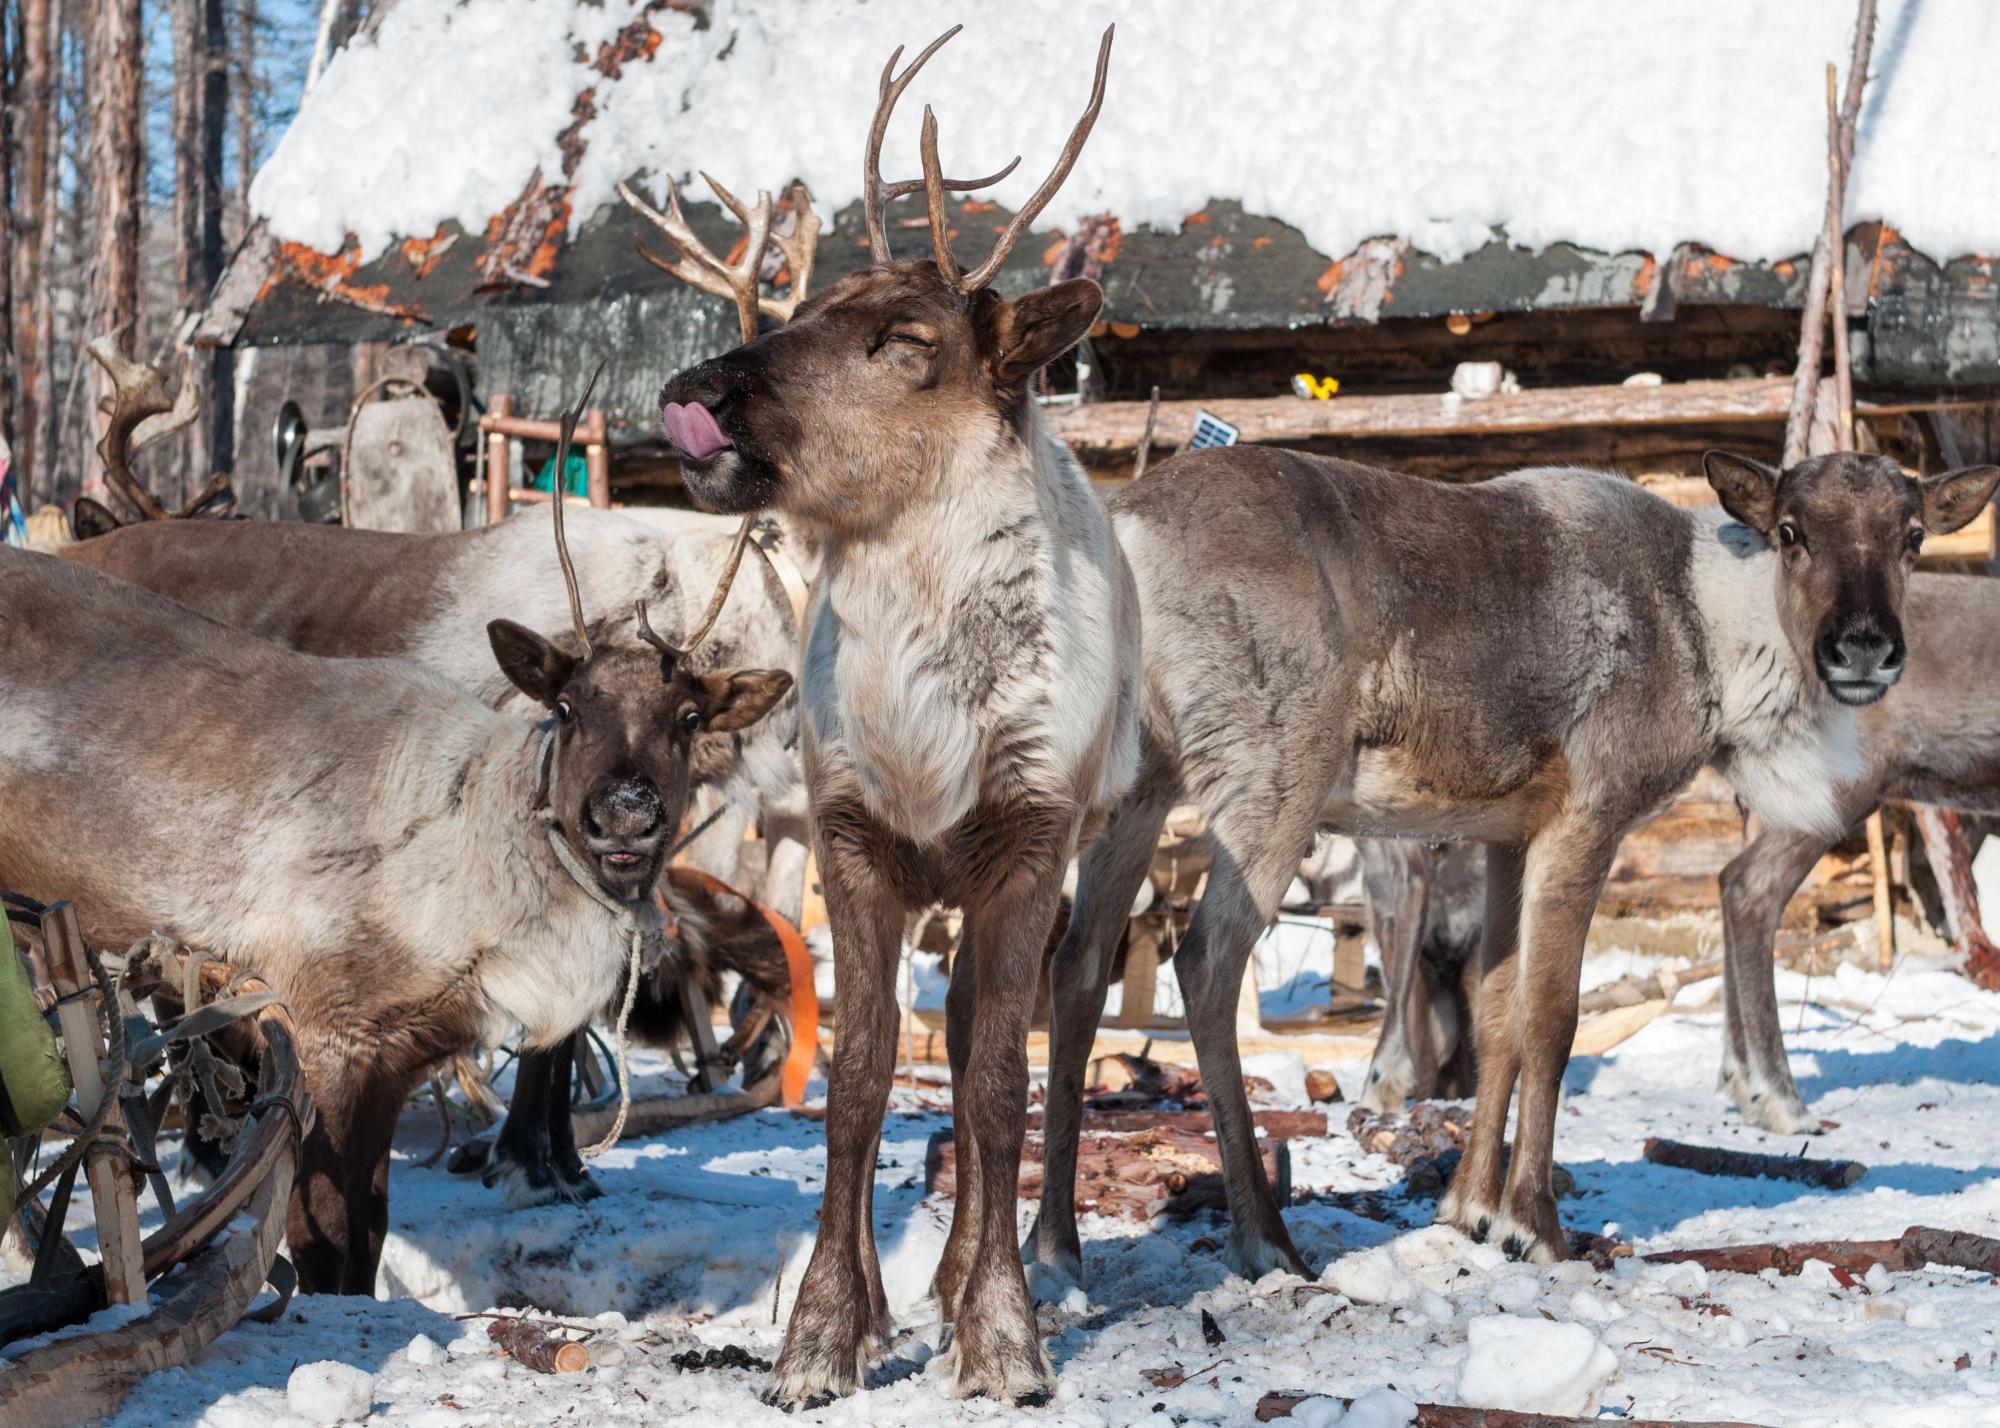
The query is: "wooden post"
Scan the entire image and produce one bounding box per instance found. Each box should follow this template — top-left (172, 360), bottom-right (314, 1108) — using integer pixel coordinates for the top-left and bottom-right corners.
top-left (43, 906), bottom-right (146, 1308)
top-left (484, 393), bottom-right (513, 525)
top-left (1865, 810), bottom-right (1895, 971)
top-left (584, 408), bottom-right (610, 508)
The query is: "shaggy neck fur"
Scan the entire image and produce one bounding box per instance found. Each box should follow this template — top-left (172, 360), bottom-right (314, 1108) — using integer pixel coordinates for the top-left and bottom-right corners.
top-left (802, 403), bottom-right (1135, 843)
top-left (1689, 512), bottom-right (1860, 839)
top-left (352, 712), bottom-right (641, 1050)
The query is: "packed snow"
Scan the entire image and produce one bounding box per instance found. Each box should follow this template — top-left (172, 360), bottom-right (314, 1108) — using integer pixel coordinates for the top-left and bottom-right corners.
top-left (13, 920), bottom-right (2000, 1426)
top-left (252, 0), bottom-right (2000, 270)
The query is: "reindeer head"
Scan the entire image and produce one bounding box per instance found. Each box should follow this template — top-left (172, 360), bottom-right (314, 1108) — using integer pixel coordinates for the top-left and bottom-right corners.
top-left (488, 374), bottom-right (791, 901)
top-left (487, 621), bottom-right (790, 900)
top-left (654, 25), bottom-right (1113, 533)
top-left (1705, 449), bottom-right (2000, 706)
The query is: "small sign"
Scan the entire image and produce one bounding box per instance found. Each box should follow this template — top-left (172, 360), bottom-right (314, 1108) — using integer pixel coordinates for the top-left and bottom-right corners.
top-left (1185, 410), bottom-right (1240, 451)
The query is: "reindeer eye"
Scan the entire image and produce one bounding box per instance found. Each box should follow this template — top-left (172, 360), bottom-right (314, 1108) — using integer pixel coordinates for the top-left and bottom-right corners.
top-left (882, 329), bottom-right (936, 353)
top-left (1776, 521), bottom-right (1801, 549)
top-left (555, 699), bottom-right (574, 721)
top-left (1906, 527), bottom-right (1926, 554)
top-left (680, 709), bottom-right (702, 735)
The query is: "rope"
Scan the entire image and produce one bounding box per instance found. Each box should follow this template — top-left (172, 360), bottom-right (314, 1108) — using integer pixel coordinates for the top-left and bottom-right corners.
top-left (532, 725), bottom-right (659, 1158)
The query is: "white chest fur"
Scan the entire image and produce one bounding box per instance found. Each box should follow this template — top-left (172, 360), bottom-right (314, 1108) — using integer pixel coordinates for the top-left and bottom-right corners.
top-left (1692, 518), bottom-right (1861, 839)
top-left (801, 439), bottom-right (1135, 843)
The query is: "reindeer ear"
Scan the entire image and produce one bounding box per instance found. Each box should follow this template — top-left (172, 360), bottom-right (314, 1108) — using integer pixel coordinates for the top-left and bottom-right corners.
top-left (693, 669), bottom-right (793, 734)
top-left (1919, 464), bottom-right (2000, 535)
top-left (984, 279), bottom-right (1103, 394)
top-left (487, 619), bottom-right (577, 708)
top-left (1703, 451), bottom-right (1781, 535)
top-left (71, 497), bottom-right (122, 540)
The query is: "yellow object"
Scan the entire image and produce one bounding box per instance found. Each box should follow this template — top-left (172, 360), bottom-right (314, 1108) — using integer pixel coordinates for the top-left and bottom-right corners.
top-left (1290, 373), bottom-right (1341, 401)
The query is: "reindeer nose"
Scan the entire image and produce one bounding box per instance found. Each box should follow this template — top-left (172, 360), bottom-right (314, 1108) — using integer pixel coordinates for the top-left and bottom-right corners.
top-left (1819, 626), bottom-right (1903, 680)
top-left (584, 779), bottom-right (665, 843)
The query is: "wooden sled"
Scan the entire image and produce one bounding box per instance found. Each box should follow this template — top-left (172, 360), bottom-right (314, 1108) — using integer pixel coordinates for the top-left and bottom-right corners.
top-left (1, 894), bottom-right (310, 1426)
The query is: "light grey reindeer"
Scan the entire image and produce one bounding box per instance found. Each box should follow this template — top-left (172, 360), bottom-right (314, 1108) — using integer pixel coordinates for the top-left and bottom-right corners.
top-left (1026, 444), bottom-right (2000, 1282)
top-left (66, 226), bottom-right (819, 1207)
top-left (0, 394), bottom-right (792, 1293)
top-left (654, 25), bottom-right (1133, 1406)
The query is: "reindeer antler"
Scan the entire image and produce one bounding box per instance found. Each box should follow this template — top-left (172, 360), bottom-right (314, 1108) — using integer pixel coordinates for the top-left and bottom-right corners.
top-left (634, 519), bottom-right (754, 663)
top-left (925, 25), bottom-right (1114, 293)
top-left (85, 335), bottom-right (201, 522)
top-left (548, 364), bottom-right (602, 658)
top-left (620, 172), bottom-right (826, 339)
top-left (864, 25), bottom-right (1021, 265)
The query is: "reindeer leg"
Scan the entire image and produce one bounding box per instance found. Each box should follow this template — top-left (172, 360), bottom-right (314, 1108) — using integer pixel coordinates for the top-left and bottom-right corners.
top-left (1025, 761), bottom-right (1175, 1285)
top-left (765, 834), bottom-right (905, 1407)
top-left (1719, 827), bottom-right (1827, 1134)
top-left (1360, 839), bottom-right (1435, 1112)
top-left (287, 1040), bottom-right (399, 1295)
top-left (547, 1036), bottom-right (605, 1201)
top-left (1173, 809), bottom-right (1316, 1280)
top-left (943, 823), bottom-right (1069, 1405)
top-left (1490, 815), bottom-right (1622, 1265)
top-left (484, 1042), bottom-right (572, 1207)
top-left (1439, 843), bottom-right (1523, 1244)
top-left (931, 922), bottom-right (983, 1321)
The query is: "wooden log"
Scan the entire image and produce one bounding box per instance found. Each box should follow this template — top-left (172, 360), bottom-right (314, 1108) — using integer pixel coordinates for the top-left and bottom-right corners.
top-left (1641, 1137), bottom-right (1865, 1190)
top-left (1023, 1108), bottom-right (1328, 1138)
top-left (1255, 1394), bottom-right (1762, 1427)
top-left (567, 1070), bottom-right (780, 1145)
top-left (1046, 376), bottom-right (1958, 457)
top-left (1645, 1224), bottom-right (2000, 1278)
top-left (484, 393), bottom-right (513, 525)
top-left (487, 1317), bottom-right (589, 1374)
top-left (1865, 809), bottom-right (1894, 972)
top-left (924, 1125), bottom-right (1288, 1222)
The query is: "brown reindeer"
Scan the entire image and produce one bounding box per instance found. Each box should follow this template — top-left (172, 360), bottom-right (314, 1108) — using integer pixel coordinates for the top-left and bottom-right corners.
top-left (1356, 838), bottom-right (1484, 1112)
top-left (1349, 569), bottom-right (2000, 1134)
top-left (654, 25), bottom-right (1132, 1405)
top-left (1025, 446), bottom-right (1999, 1283)
top-left (1718, 570), bottom-right (2000, 1131)
top-left (0, 397), bottom-right (793, 1294)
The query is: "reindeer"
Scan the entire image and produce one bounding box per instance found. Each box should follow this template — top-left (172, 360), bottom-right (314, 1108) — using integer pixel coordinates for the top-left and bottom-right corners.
top-left (1021, 445), bottom-right (2000, 1282)
top-left (1356, 838), bottom-right (1484, 1112)
top-left (1717, 569), bottom-right (2000, 1132)
top-left (1345, 570), bottom-right (2000, 1134)
top-left (0, 398), bottom-right (793, 1294)
top-left (652, 26), bottom-right (1133, 1405)
top-left (64, 187), bottom-right (822, 1207)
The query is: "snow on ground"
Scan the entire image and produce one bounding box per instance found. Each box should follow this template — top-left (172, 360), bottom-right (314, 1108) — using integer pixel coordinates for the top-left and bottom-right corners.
top-left (254, 0), bottom-right (2000, 268)
top-left (12, 933), bottom-right (2000, 1426)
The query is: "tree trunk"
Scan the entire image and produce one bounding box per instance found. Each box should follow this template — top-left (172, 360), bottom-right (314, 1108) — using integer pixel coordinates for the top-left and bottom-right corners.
top-left (10, 0), bottom-right (51, 506)
top-left (200, 0), bottom-right (232, 488)
top-left (232, 0), bottom-right (256, 239)
top-left (85, 0), bottom-right (146, 503)
top-left (172, 0), bottom-right (209, 485)
top-left (2, 0), bottom-right (15, 465)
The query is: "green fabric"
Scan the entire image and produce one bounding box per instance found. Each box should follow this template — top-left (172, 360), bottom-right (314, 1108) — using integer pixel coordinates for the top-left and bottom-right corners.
top-left (0, 915), bottom-right (71, 1140)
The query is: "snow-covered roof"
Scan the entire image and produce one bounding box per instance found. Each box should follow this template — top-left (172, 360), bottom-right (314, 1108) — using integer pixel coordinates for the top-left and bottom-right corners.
top-left (253, 0), bottom-right (1997, 271)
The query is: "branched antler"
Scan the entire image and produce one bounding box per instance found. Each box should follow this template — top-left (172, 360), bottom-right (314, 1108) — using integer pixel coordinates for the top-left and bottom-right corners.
top-left (864, 25), bottom-right (1021, 264)
top-left (548, 363), bottom-right (603, 658)
top-left (621, 173), bottom-right (825, 341)
top-left (634, 520), bottom-right (753, 662)
top-left (939, 25), bottom-right (1113, 293)
top-left (86, 335), bottom-right (202, 522)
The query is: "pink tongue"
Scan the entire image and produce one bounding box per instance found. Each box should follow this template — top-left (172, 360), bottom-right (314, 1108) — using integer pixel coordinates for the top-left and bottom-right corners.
top-left (663, 401), bottom-right (732, 461)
